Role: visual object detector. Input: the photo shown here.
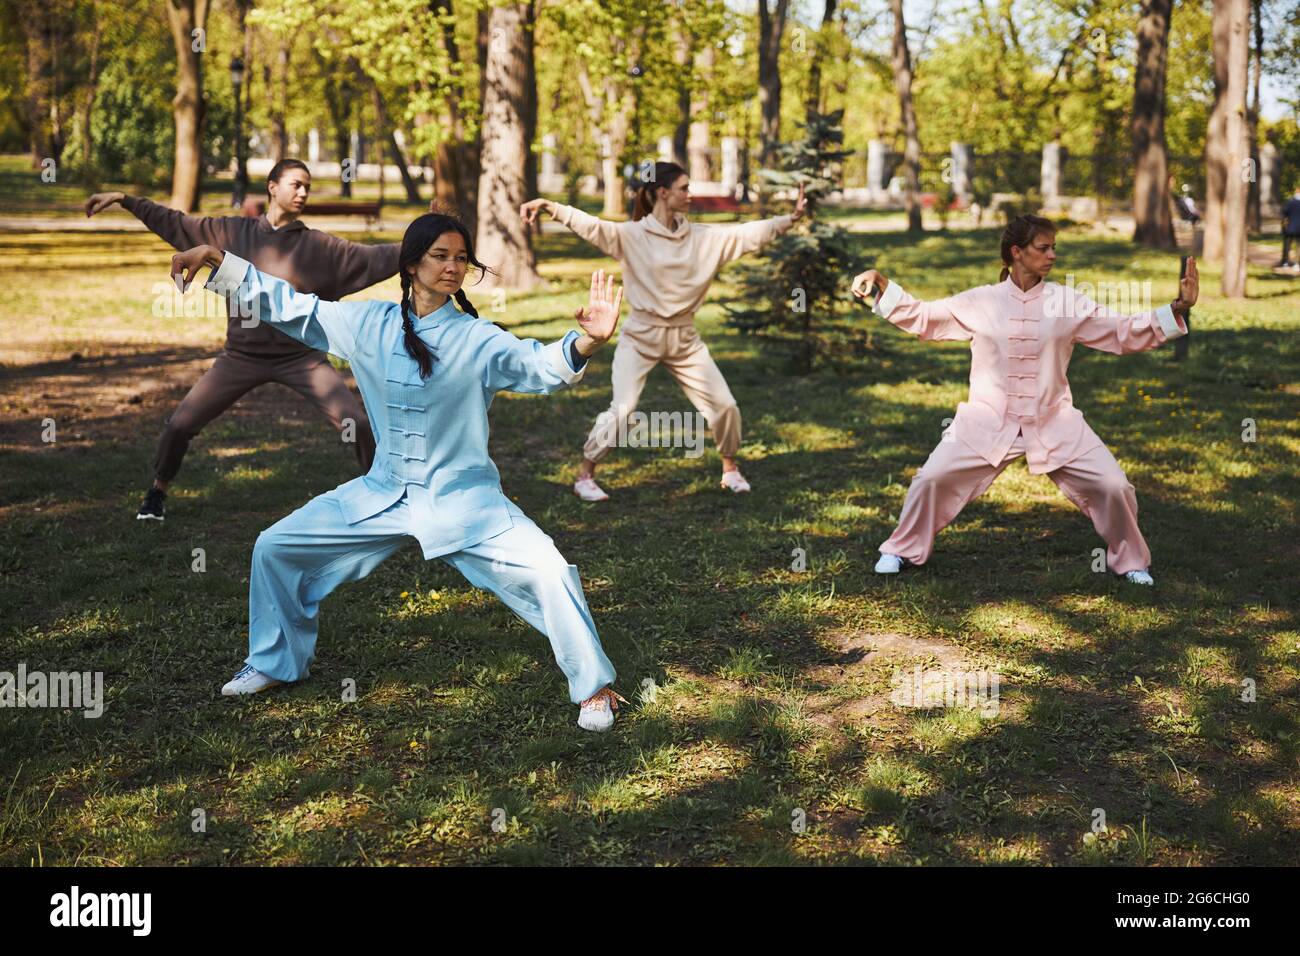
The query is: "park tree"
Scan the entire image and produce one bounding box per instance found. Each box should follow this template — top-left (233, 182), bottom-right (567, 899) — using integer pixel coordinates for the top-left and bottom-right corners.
top-left (1132, 0), bottom-right (1175, 249)
top-left (888, 0), bottom-right (922, 232)
top-left (1203, 1), bottom-right (1232, 262)
top-left (1219, 0), bottom-right (1251, 297)
top-left (475, 0), bottom-right (540, 289)
top-left (756, 0), bottom-right (789, 168)
top-left (724, 109), bottom-right (859, 374)
top-left (165, 0), bottom-right (212, 211)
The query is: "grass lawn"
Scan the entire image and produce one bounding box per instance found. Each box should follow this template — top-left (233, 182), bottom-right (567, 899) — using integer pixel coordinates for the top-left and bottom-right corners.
top-left (1, 194), bottom-right (1297, 865)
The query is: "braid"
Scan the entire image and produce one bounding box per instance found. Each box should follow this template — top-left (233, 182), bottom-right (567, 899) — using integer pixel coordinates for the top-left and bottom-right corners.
top-left (399, 272), bottom-right (436, 379)
top-left (454, 288), bottom-right (479, 318)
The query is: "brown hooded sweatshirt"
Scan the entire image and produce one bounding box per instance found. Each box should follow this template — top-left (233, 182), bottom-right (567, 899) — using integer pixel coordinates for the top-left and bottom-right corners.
top-left (122, 196), bottom-right (401, 357)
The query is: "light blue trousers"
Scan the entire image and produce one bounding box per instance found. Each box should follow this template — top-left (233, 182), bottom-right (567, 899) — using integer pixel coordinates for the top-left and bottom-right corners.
top-left (245, 489), bottom-right (617, 703)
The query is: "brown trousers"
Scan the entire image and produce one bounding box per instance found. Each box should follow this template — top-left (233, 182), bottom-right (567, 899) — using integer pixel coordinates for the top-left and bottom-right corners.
top-left (152, 348), bottom-right (375, 482)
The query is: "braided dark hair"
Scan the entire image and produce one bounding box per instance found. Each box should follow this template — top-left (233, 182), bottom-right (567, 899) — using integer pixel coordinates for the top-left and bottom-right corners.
top-left (398, 212), bottom-right (492, 379)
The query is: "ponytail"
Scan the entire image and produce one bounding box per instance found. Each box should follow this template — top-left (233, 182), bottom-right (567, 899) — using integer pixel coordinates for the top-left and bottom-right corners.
top-left (632, 161), bottom-right (687, 221)
top-left (999, 214), bottom-right (1055, 282)
top-left (399, 272), bottom-right (437, 379)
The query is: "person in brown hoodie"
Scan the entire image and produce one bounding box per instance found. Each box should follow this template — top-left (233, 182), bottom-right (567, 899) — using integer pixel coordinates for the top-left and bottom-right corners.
top-left (521, 161), bottom-right (805, 500)
top-left (85, 159), bottom-right (401, 521)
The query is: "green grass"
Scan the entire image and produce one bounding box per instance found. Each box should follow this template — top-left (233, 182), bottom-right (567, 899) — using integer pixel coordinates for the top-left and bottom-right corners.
top-left (1, 174), bottom-right (1298, 865)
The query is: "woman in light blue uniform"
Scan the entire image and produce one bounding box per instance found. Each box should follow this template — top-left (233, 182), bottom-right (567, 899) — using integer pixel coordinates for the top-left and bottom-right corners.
top-left (169, 213), bottom-right (627, 731)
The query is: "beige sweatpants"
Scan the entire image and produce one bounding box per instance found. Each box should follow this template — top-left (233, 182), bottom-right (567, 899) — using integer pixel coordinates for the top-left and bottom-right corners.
top-left (582, 317), bottom-right (741, 463)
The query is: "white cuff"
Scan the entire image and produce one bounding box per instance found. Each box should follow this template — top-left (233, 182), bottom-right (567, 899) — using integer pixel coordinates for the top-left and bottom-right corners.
top-left (205, 251), bottom-right (250, 294)
top-left (1154, 303), bottom-right (1186, 340)
top-left (872, 280), bottom-right (905, 319)
top-left (544, 334), bottom-right (586, 385)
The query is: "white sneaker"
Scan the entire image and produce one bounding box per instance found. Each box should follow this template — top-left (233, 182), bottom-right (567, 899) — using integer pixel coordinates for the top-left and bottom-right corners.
top-left (1124, 569), bottom-right (1155, 586)
top-left (221, 664), bottom-right (285, 696)
top-left (875, 553), bottom-right (907, 574)
top-left (573, 476), bottom-right (610, 502)
top-left (577, 686), bottom-right (625, 732)
top-left (720, 469), bottom-right (751, 493)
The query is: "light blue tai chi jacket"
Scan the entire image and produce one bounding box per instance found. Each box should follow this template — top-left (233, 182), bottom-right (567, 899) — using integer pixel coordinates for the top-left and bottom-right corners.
top-left (204, 252), bottom-right (587, 557)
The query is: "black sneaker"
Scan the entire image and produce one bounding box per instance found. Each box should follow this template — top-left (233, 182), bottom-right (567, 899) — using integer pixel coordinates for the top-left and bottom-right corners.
top-left (136, 487), bottom-right (166, 521)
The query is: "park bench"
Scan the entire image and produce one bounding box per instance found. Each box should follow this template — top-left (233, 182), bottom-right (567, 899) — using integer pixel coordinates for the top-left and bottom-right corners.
top-left (241, 197), bottom-right (383, 227)
top-left (689, 195), bottom-right (741, 213)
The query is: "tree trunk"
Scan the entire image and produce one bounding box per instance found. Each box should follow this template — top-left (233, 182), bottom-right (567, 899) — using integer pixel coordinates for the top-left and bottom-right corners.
top-left (889, 0), bottom-right (922, 233)
top-left (805, 0), bottom-right (838, 124)
top-left (1132, 0), bottom-right (1175, 249)
top-left (78, 0), bottom-right (102, 183)
top-left (1247, 0), bottom-right (1262, 232)
top-left (272, 41), bottom-right (289, 161)
top-left (475, 1), bottom-right (541, 290)
top-left (756, 0), bottom-right (790, 168)
top-left (671, 22), bottom-right (691, 168)
top-left (687, 42), bottom-right (713, 182)
top-left (370, 82), bottom-right (422, 204)
top-left (165, 0), bottom-right (210, 212)
top-left (1203, 2), bottom-right (1232, 261)
top-left (431, 0), bottom-right (467, 213)
top-left (1220, 0), bottom-right (1250, 298)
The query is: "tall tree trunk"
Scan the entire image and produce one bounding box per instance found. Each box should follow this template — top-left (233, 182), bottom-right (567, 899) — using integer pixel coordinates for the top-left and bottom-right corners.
top-left (431, 0), bottom-right (467, 213)
top-left (805, 0), bottom-right (838, 123)
top-left (1132, 0), bottom-right (1175, 249)
top-left (1247, 0), bottom-right (1262, 232)
top-left (1220, 0), bottom-right (1250, 297)
top-left (370, 82), bottom-right (422, 203)
top-left (1203, 2), bottom-right (1232, 261)
top-left (165, 0), bottom-right (210, 211)
top-left (20, 7), bottom-right (57, 166)
top-left (756, 0), bottom-right (789, 168)
top-left (78, 0), bottom-right (102, 183)
top-left (475, 1), bottom-right (541, 290)
top-left (687, 42), bottom-right (713, 182)
top-left (271, 41), bottom-right (289, 160)
top-left (671, 20), bottom-right (691, 168)
top-left (458, 6), bottom-right (491, 234)
top-left (889, 0), bottom-right (922, 233)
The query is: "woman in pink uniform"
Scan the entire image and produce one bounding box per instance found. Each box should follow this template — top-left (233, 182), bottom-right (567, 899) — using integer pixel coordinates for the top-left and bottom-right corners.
top-left (851, 215), bottom-right (1198, 586)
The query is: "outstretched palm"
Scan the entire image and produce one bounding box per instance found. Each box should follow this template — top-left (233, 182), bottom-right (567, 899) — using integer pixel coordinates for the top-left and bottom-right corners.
top-left (576, 269), bottom-right (622, 342)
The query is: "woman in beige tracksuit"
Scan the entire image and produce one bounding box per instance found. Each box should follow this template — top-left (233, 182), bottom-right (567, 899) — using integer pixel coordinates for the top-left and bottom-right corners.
top-left (521, 161), bottom-right (806, 500)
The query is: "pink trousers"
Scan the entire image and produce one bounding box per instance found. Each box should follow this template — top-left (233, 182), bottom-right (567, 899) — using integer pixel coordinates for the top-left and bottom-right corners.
top-left (880, 430), bottom-right (1152, 574)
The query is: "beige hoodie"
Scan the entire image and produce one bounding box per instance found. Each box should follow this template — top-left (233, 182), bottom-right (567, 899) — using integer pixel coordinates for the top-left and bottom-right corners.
top-left (551, 204), bottom-right (795, 327)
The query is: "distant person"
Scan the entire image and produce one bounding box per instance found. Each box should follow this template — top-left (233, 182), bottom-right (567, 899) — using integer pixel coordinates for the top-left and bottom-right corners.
top-left (1281, 185), bottom-right (1300, 268)
top-left (1174, 183), bottom-right (1201, 225)
top-left (85, 160), bottom-right (399, 522)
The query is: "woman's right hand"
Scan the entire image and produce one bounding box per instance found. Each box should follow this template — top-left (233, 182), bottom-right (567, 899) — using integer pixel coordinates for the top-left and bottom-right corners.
top-left (520, 197), bottom-right (555, 225)
top-left (851, 269), bottom-right (889, 302)
top-left (84, 191), bottom-right (125, 217)
top-left (170, 245), bottom-right (223, 293)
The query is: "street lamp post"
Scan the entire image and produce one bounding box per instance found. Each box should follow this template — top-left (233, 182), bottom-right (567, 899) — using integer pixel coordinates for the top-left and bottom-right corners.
top-left (231, 55), bottom-right (247, 207)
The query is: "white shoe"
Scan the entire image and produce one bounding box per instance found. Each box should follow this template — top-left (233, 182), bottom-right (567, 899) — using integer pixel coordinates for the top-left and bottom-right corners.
top-left (577, 686), bottom-right (625, 732)
top-left (1124, 569), bottom-right (1155, 586)
top-left (573, 476), bottom-right (610, 502)
top-left (875, 553), bottom-right (908, 574)
top-left (720, 469), bottom-right (751, 493)
top-left (221, 664), bottom-right (285, 697)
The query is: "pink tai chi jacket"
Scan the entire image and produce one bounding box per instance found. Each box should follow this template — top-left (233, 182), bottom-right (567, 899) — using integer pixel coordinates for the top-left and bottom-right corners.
top-left (872, 276), bottom-right (1188, 474)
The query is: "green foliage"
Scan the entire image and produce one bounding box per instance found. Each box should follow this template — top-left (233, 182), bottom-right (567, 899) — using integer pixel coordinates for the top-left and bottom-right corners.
top-left (724, 109), bottom-right (862, 374)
